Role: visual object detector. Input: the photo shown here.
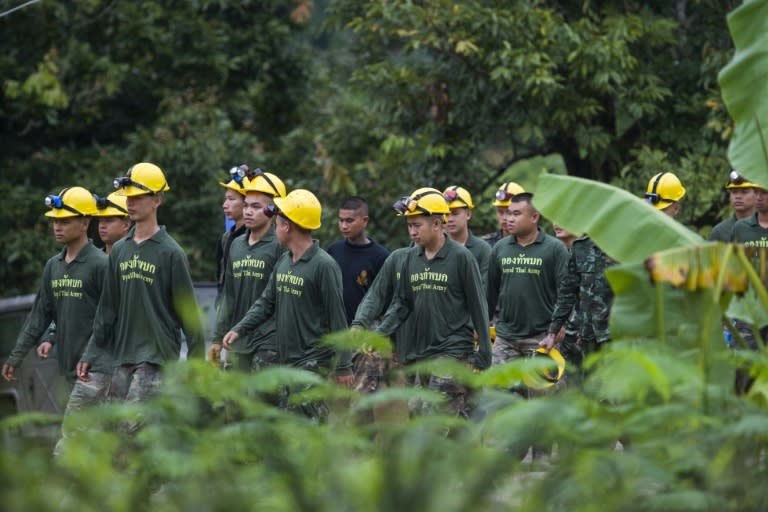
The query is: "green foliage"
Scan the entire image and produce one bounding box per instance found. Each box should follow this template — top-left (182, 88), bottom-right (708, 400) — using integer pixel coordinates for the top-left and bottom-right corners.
top-left (719, 0), bottom-right (768, 190)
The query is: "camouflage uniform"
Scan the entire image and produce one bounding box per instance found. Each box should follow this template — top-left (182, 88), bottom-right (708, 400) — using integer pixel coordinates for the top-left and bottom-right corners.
top-left (481, 230), bottom-right (505, 248)
top-left (548, 237), bottom-right (615, 361)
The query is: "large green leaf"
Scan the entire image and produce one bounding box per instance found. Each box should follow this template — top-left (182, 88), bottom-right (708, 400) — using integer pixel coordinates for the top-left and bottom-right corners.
top-left (534, 174), bottom-right (702, 264)
top-left (719, 0), bottom-right (768, 189)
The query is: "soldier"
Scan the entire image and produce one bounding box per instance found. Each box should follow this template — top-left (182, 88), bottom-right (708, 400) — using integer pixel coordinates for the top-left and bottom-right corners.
top-left (541, 236), bottom-right (615, 382)
top-left (730, 185), bottom-right (768, 379)
top-left (94, 192), bottom-right (132, 254)
top-left (443, 186), bottom-right (491, 291)
top-left (327, 196), bottom-right (389, 324)
top-left (644, 172), bottom-right (686, 218)
top-left (487, 193), bottom-right (569, 393)
top-left (481, 182), bottom-right (525, 247)
top-left (2, 187), bottom-right (106, 390)
top-left (710, 171), bottom-right (759, 242)
top-left (78, 163), bottom-right (204, 413)
top-left (553, 224), bottom-right (578, 250)
top-left (216, 164), bottom-right (250, 296)
top-left (375, 188), bottom-right (492, 417)
top-left (210, 169), bottom-right (286, 371)
top-left (222, 189), bottom-right (353, 418)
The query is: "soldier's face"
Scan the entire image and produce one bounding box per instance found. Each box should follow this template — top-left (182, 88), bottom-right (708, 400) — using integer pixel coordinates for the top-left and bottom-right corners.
top-left (445, 207), bottom-right (470, 236)
top-left (338, 209), bottom-right (367, 241)
top-left (222, 189), bottom-right (245, 221)
top-left (52, 217), bottom-right (89, 244)
top-left (407, 215), bottom-right (441, 247)
top-left (730, 188), bottom-right (757, 214)
top-left (243, 192), bottom-right (273, 231)
top-left (126, 194), bottom-right (160, 222)
top-left (505, 201), bottom-right (538, 237)
top-left (98, 216), bottom-right (131, 245)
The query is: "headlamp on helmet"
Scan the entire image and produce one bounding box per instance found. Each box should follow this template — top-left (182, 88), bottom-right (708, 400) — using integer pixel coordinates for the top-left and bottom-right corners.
top-left (392, 196), bottom-right (418, 216)
top-left (94, 194), bottom-right (128, 215)
top-left (229, 164), bottom-right (251, 187)
top-left (113, 176), bottom-right (154, 194)
top-left (45, 195), bottom-right (64, 209)
top-left (262, 203), bottom-right (279, 218)
top-left (726, 170), bottom-right (761, 190)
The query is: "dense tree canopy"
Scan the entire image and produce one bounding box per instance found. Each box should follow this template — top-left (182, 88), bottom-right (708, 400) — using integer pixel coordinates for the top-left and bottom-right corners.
top-left (0, 0), bottom-right (741, 295)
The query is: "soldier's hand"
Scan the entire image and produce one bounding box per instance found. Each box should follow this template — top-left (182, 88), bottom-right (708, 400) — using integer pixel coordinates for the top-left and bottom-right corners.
top-left (1, 364), bottom-right (16, 382)
top-left (76, 361), bottom-right (91, 382)
top-left (222, 331), bottom-right (239, 349)
top-left (335, 374), bottom-right (355, 388)
top-left (555, 326), bottom-right (566, 344)
top-left (207, 343), bottom-right (223, 367)
top-left (539, 334), bottom-right (557, 352)
top-left (36, 341), bottom-right (53, 359)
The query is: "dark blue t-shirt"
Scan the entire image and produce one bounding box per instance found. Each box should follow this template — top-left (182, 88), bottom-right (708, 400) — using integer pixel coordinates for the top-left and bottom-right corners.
top-left (327, 238), bottom-right (390, 323)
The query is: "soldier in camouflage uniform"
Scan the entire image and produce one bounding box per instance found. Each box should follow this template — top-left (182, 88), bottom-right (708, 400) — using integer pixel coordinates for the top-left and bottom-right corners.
top-left (541, 236), bottom-right (615, 383)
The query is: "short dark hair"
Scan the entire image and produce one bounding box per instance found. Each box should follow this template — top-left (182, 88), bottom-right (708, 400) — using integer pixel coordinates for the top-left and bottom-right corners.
top-left (339, 196), bottom-right (368, 215)
top-left (510, 192), bottom-right (539, 215)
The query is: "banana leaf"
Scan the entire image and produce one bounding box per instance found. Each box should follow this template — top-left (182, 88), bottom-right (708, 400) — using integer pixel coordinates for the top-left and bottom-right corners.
top-left (719, 0), bottom-right (768, 189)
top-left (534, 174), bottom-right (702, 264)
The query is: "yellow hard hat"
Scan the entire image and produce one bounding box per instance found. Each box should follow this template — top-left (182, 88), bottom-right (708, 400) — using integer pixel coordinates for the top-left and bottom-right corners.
top-left (245, 168), bottom-right (287, 198)
top-left (645, 172), bottom-right (685, 210)
top-left (725, 170), bottom-right (761, 190)
top-left (522, 347), bottom-right (566, 390)
top-left (492, 182), bottom-right (526, 207)
top-left (114, 162), bottom-right (170, 197)
top-left (272, 189), bottom-right (322, 230)
top-left (442, 186), bottom-right (474, 209)
top-left (94, 192), bottom-right (129, 217)
top-left (44, 187), bottom-right (99, 218)
top-left (392, 187), bottom-right (450, 216)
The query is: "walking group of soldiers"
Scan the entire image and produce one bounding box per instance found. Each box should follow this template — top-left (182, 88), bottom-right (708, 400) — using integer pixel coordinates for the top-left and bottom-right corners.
top-left (2, 162), bottom-right (761, 440)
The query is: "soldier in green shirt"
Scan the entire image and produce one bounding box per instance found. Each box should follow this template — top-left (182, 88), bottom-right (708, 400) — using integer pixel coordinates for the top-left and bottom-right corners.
top-left (94, 191), bottom-right (132, 254)
top-left (376, 188), bottom-right (492, 417)
top-left (710, 171), bottom-right (759, 242)
top-left (442, 186), bottom-right (491, 292)
top-left (2, 187), bottom-right (106, 387)
top-left (79, 163), bottom-right (204, 412)
top-left (487, 193), bottom-right (569, 392)
top-left (730, 186), bottom-right (768, 376)
top-left (223, 189), bottom-right (353, 418)
top-left (210, 169), bottom-right (286, 371)
top-left (216, 164), bottom-right (250, 297)
top-left (481, 182), bottom-right (525, 247)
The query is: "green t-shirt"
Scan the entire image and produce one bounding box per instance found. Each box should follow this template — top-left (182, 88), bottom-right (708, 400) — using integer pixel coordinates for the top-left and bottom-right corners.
top-left (465, 231), bottom-right (491, 292)
top-left (233, 241), bottom-right (351, 373)
top-left (732, 213), bottom-right (768, 247)
top-left (710, 215), bottom-right (737, 242)
top-left (487, 229), bottom-right (569, 341)
top-left (351, 247), bottom-right (413, 362)
top-left (86, 226), bottom-right (204, 366)
top-left (376, 236), bottom-right (492, 369)
top-left (5, 243), bottom-right (109, 376)
top-left (213, 228), bottom-right (284, 353)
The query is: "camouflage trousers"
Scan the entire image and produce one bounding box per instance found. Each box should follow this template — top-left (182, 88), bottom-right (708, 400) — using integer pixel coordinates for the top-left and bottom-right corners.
top-left (226, 348), bottom-right (280, 372)
top-left (353, 350), bottom-right (391, 394)
top-left (111, 362), bottom-right (162, 434)
top-left (731, 319), bottom-right (768, 394)
top-left (279, 360), bottom-right (331, 423)
top-left (410, 354), bottom-right (473, 419)
top-left (54, 371), bottom-right (112, 456)
top-left (493, 334), bottom-right (551, 398)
